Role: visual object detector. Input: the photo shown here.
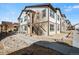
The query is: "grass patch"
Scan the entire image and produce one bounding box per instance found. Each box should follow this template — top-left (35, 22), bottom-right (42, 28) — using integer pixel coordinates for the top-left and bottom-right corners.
top-left (64, 40), bottom-right (72, 46)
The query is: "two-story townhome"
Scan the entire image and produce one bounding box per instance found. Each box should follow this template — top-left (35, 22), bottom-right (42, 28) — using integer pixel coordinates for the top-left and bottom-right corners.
top-left (60, 14), bottom-right (67, 32)
top-left (55, 8), bottom-right (61, 34)
top-left (18, 3), bottom-right (66, 36)
top-left (65, 20), bottom-right (72, 30)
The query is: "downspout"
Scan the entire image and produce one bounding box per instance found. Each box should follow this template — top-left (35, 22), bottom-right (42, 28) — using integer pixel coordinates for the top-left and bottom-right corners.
top-left (18, 18), bottom-right (20, 33)
top-left (48, 8), bottom-right (49, 36)
top-left (56, 13), bottom-right (57, 34)
top-left (30, 13), bottom-right (32, 36)
top-left (60, 18), bottom-right (61, 33)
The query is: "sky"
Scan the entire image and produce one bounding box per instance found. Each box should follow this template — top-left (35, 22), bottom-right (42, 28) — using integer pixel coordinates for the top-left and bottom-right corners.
top-left (0, 3), bottom-right (79, 25)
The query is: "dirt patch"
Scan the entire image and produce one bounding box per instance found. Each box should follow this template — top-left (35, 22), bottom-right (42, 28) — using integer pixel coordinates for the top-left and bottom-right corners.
top-left (0, 42), bottom-right (4, 49)
top-left (9, 44), bottom-right (62, 55)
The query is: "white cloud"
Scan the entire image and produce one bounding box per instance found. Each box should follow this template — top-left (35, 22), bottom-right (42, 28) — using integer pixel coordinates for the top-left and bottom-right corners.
top-left (64, 5), bottom-right (79, 12)
top-left (1, 17), bottom-right (12, 22)
top-left (0, 22), bottom-right (1, 24)
top-left (5, 18), bottom-right (11, 21)
top-left (73, 5), bottom-right (79, 8)
top-left (64, 8), bottom-right (72, 12)
top-left (64, 6), bottom-right (72, 12)
top-left (2, 17), bottom-right (18, 23)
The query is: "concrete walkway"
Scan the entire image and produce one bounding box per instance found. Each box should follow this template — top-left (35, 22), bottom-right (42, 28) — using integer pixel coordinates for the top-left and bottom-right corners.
top-left (18, 34), bottom-right (79, 55)
top-left (73, 30), bottom-right (79, 48)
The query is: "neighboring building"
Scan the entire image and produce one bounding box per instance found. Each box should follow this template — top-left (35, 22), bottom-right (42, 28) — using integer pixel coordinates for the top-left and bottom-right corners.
top-left (18, 3), bottom-right (69, 36)
top-left (1, 21), bottom-right (18, 32)
top-left (1, 21), bottom-right (14, 32)
top-left (13, 23), bottom-right (19, 31)
top-left (65, 20), bottom-right (72, 30)
top-left (0, 24), bottom-right (1, 32)
top-left (74, 23), bottom-right (79, 30)
top-left (55, 8), bottom-right (62, 34)
top-left (60, 14), bottom-right (67, 32)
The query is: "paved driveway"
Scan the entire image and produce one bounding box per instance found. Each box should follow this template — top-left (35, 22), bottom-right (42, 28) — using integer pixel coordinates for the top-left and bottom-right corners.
top-left (72, 30), bottom-right (79, 48)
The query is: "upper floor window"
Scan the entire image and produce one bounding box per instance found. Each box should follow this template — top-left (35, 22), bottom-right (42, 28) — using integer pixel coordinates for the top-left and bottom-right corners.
top-left (20, 18), bottom-right (23, 23)
top-left (57, 24), bottom-right (60, 31)
top-left (60, 18), bottom-right (61, 21)
top-left (50, 24), bottom-right (54, 31)
top-left (42, 9), bottom-right (46, 18)
top-left (24, 26), bottom-right (27, 30)
top-left (24, 16), bottom-right (27, 21)
top-left (37, 13), bottom-right (40, 19)
top-left (57, 15), bottom-right (59, 21)
top-left (50, 9), bottom-right (55, 18)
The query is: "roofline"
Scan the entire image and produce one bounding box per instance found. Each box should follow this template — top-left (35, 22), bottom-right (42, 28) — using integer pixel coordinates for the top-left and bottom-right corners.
top-left (18, 3), bottom-right (56, 20)
top-left (25, 3), bottom-right (56, 12)
top-left (18, 6), bottom-right (26, 20)
top-left (65, 20), bottom-right (71, 24)
top-left (55, 8), bottom-right (62, 16)
top-left (61, 14), bottom-right (66, 18)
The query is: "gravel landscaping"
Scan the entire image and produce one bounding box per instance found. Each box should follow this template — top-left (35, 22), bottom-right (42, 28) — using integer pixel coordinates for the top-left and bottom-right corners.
top-left (0, 34), bottom-right (62, 55)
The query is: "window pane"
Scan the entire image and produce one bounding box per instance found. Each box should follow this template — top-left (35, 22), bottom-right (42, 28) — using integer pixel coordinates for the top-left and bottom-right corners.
top-left (50, 24), bottom-right (54, 31)
top-left (57, 15), bottom-right (59, 21)
top-left (57, 24), bottom-right (59, 31)
top-left (42, 9), bottom-right (46, 18)
top-left (37, 13), bottom-right (40, 19)
top-left (50, 10), bottom-right (55, 18)
top-left (20, 18), bottom-right (23, 23)
top-left (24, 16), bottom-right (27, 21)
top-left (24, 26), bottom-right (27, 30)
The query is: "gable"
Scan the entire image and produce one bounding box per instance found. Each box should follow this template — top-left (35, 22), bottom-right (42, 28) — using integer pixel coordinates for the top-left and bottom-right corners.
top-left (18, 4), bottom-right (56, 20)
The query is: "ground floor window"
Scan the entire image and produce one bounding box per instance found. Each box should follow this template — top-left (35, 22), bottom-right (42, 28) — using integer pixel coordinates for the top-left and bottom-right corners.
top-left (21, 25), bottom-right (27, 31)
top-left (57, 24), bottom-right (60, 31)
top-left (24, 26), bottom-right (27, 31)
top-left (50, 24), bottom-right (54, 31)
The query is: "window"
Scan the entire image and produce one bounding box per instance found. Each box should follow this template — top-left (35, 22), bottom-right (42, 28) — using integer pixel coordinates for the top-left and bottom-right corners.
top-left (20, 18), bottom-right (23, 23)
top-left (50, 9), bottom-right (55, 18)
top-left (57, 15), bottom-right (59, 21)
top-left (50, 24), bottom-right (54, 31)
top-left (42, 9), bottom-right (46, 18)
top-left (60, 18), bottom-right (61, 21)
top-left (57, 24), bottom-right (60, 31)
top-left (37, 13), bottom-right (40, 19)
top-left (24, 26), bottom-right (27, 30)
top-left (24, 16), bottom-right (27, 21)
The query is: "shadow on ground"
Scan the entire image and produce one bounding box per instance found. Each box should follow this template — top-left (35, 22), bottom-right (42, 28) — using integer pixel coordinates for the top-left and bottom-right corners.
top-left (8, 41), bottom-right (79, 55)
top-left (0, 31), bottom-right (16, 41)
